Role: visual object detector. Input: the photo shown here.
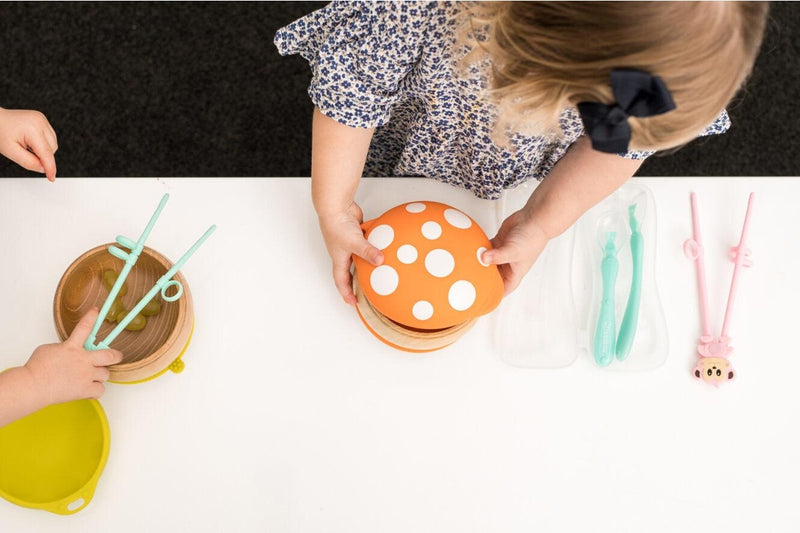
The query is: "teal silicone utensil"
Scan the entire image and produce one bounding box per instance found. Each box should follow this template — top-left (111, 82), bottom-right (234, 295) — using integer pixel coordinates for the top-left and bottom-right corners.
top-left (85, 194), bottom-right (170, 350)
top-left (616, 204), bottom-right (643, 361)
top-left (593, 231), bottom-right (620, 366)
top-left (96, 224), bottom-right (216, 349)
top-left (85, 193), bottom-right (216, 351)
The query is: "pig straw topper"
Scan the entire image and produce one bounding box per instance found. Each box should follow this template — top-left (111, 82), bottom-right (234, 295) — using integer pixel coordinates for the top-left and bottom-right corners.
top-left (84, 193), bottom-right (216, 351)
top-left (683, 192), bottom-right (754, 386)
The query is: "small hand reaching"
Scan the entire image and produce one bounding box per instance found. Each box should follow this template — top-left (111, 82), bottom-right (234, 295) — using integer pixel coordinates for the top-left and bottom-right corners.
top-left (24, 308), bottom-right (124, 406)
top-left (0, 107), bottom-right (58, 181)
top-left (318, 201), bottom-right (384, 305)
top-left (481, 208), bottom-right (550, 295)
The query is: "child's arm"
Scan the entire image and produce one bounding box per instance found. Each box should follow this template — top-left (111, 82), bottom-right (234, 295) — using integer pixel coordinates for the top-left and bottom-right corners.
top-left (0, 107), bottom-right (58, 181)
top-left (0, 308), bottom-right (123, 428)
top-left (483, 136), bottom-right (644, 293)
top-left (312, 108), bottom-right (384, 304)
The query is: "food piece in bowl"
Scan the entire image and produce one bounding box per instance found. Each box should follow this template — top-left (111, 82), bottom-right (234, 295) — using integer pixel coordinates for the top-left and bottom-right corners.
top-left (100, 269), bottom-right (161, 331)
top-left (140, 298), bottom-right (162, 317)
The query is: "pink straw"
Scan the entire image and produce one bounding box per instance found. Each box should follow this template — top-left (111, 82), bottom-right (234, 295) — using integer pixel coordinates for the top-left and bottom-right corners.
top-left (721, 193), bottom-right (755, 338)
top-left (686, 192), bottom-right (712, 339)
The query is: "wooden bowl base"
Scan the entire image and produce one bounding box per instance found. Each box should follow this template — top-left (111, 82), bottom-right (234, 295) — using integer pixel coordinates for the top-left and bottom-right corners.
top-left (353, 277), bottom-right (475, 353)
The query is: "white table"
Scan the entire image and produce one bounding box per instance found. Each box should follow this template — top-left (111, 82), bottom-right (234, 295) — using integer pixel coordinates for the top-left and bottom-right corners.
top-left (0, 177), bottom-right (798, 533)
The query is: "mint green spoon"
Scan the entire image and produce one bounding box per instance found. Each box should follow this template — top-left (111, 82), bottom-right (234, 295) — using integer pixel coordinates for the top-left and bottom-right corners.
top-left (593, 230), bottom-right (620, 366)
top-left (616, 204), bottom-right (643, 361)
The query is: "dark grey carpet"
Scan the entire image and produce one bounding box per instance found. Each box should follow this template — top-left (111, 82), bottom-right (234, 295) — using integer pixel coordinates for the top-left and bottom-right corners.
top-left (0, 1), bottom-right (796, 178)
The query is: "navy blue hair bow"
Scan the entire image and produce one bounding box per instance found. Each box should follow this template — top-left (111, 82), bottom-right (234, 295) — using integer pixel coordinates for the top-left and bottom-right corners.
top-left (577, 69), bottom-right (676, 154)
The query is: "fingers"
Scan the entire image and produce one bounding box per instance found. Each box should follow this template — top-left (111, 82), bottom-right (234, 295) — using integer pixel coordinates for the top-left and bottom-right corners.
top-left (332, 258), bottom-right (357, 305)
top-left (4, 143), bottom-right (45, 174)
top-left (85, 381), bottom-right (106, 400)
top-left (497, 264), bottom-right (522, 296)
top-left (341, 238), bottom-right (383, 305)
top-left (503, 271), bottom-right (522, 295)
top-left (90, 348), bottom-right (124, 367)
top-left (350, 202), bottom-right (364, 224)
top-left (44, 122), bottom-right (58, 153)
top-left (504, 280), bottom-right (521, 295)
top-left (24, 132), bottom-right (57, 181)
top-left (355, 240), bottom-right (384, 266)
top-left (93, 366), bottom-right (111, 382)
top-left (482, 243), bottom-right (516, 266)
top-left (67, 307), bottom-right (100, 347)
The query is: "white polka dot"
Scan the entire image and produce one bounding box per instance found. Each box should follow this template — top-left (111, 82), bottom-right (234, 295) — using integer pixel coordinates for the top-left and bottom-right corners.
top-left (396, 244), bottom-right (418, 264)
top-left (477, 247), bottom-right (490, 267)
top-left (425, 249), bottom-right (455, 278)
top-left (412, 300), bottom-right (434, 321)
top-left (370, 265), bottom-right (399, 296)
top-left (421, 221), bottom-right (442, 240)
top-left (444, 208), bottom-right (472, 229)
top-left (448, 280), bottom-right (476, 311)
top-left (405, 202), bottom-right (426, 213)
top-left (367, 224), bottom-right (394, 250)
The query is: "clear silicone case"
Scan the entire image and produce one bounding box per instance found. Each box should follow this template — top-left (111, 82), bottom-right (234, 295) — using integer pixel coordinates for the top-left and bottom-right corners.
top-left (492, 181), bottom-right (668, 370)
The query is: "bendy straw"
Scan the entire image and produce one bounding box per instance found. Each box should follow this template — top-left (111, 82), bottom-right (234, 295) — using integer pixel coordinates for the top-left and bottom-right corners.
top-left (721, 193), bottom-right (755, 340)
top-left (85, 193), bottom-right (215, 351)
top-left (684, 192), bottom-right (754, 386)
top-left (85, 194), bottom-right (170, 350)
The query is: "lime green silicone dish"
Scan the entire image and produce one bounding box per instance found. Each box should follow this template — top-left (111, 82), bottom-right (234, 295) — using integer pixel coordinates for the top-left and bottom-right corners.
top-left (0, 399), bottom-right (110, 515)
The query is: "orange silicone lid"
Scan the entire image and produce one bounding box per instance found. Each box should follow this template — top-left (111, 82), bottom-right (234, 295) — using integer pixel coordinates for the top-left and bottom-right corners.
top-left (353, 201), bottom-right (504, 330)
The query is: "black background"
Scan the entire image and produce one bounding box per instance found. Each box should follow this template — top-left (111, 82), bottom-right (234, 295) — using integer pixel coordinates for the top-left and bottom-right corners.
top-left (0, 1), bottom-right (796, 178)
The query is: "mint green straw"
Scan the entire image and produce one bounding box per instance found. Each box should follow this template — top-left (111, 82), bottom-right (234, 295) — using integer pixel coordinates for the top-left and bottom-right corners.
top-left (616, 204), bottom-right (643, 361)
top-left (85, 193), bottom-right (215, 351)
top-left (85, 193), bottom-right (170, 350)
top-left (95, 224), bottom-right (216, 350)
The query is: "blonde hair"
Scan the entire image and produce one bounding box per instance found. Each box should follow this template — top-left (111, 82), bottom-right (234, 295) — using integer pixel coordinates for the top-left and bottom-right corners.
top-left (460, 1), bottom-right (769, 151)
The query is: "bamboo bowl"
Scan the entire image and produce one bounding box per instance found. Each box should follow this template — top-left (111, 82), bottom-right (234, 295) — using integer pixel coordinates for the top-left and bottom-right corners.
top-left (53, 244), bottom-right (194, 383)
top-left (353, 276), bottom-right (476, 353)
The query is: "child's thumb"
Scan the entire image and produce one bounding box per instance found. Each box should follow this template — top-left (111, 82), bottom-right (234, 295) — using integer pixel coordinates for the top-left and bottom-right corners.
top-left (357, 241), bottom-right (384, 266)
top-left (482, 245), bottom-right (516, 266)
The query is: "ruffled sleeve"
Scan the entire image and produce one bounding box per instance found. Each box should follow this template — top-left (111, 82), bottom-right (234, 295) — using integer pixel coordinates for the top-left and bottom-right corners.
top-left (698, 109), bottom-right (731, 137)
top-left (275, 1), bottom-right (437, 128)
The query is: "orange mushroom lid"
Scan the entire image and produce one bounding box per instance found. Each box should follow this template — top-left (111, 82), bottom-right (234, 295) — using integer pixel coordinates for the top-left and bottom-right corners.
top-left (353, 201), bottom-right (504, 330)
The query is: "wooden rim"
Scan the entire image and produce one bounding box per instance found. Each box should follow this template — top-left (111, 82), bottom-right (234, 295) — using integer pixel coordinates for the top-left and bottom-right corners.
top-left (353, 276), bottom-right (474, 352)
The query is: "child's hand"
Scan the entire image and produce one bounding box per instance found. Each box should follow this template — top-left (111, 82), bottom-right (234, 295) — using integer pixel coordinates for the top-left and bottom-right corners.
top-left (24, 308), bottom-right (123, 406)
top-left (0, 107), bottom-right (58, 181)
top-left (318, 202), bottom-right (384, 305)
top-left (482, 208), bottom-right (550, 295)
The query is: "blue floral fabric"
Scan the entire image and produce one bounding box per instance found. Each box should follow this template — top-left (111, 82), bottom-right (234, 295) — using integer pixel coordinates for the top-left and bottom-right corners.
top-left (274, 1), bottom-right (730, 200)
